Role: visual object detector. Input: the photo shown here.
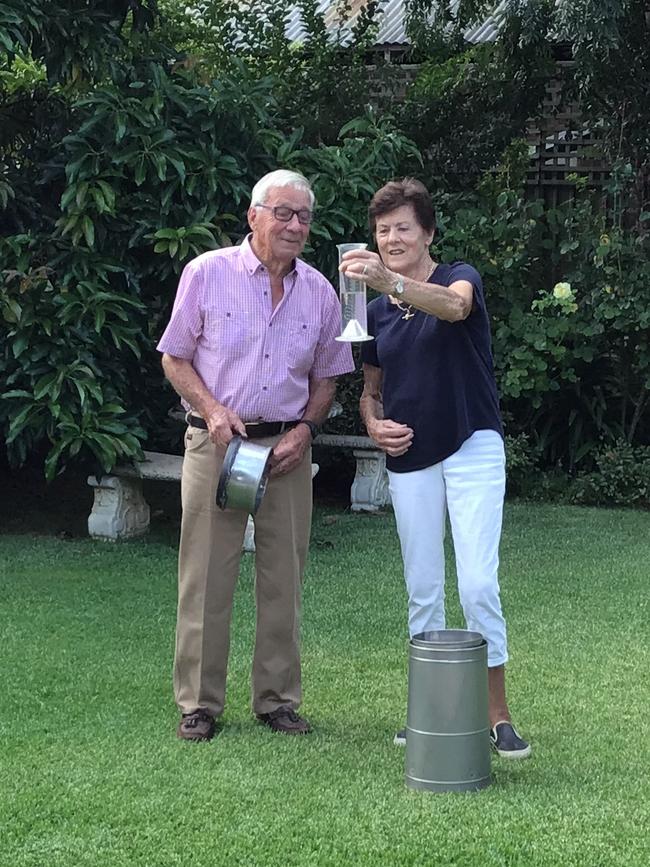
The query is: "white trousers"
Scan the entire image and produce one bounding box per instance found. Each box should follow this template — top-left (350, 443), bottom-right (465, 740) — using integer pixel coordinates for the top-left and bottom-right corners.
top-left (387, 429), bottom-right (508, 667)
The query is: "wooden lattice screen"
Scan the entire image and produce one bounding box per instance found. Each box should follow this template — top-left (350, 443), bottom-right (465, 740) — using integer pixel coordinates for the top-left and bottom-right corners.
top-left (370, 57), bottom-right (612, 203)
top-left (526, 62), bottom-right (610, 205)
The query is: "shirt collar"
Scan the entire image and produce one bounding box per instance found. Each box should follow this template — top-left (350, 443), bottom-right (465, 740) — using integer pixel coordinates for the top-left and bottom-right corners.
top-left (240, 233), bottom-right (304, 279)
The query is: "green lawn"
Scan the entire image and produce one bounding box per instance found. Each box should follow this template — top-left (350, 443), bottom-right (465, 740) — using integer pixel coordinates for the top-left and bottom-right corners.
top-left (1, 503), bottom-right (648, 866)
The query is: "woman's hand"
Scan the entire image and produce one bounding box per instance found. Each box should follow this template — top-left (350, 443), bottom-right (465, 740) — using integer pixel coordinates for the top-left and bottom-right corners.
top-left (366, 418), bottom-right (413, 457)
top-left (339, 249), bottom-right (395, 296)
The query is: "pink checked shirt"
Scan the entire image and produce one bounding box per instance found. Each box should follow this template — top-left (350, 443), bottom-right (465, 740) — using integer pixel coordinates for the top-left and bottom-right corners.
top-left (157, 236), bottom-right (354, 422)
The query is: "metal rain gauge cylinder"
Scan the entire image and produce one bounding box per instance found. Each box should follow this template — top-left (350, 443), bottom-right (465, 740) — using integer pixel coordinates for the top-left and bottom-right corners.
top-left (335, 242), bottom-right (373, 342)
top-left (405, 629), bottom-right (491, 793)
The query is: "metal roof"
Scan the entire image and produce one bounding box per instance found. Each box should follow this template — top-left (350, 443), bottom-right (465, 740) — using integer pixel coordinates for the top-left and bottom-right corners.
top-left (284, 1), bottom-right (504, 47)
top-left (285, 0), bottom-right (409, 46)
top-left (464, 1), bottom-right (508, 43)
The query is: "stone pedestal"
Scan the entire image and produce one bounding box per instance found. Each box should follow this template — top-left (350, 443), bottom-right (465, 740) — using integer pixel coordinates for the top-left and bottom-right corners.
top-left (351, 449), bottom-right (390, 512)
top-left (87, 475), bottom-right (150, 541)
top-left (243, 517), bottom-right (256, 553)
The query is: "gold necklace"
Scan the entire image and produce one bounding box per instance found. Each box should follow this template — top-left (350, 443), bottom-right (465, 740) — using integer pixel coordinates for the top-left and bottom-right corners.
top-left (392, 262), bottom-right (436, 321)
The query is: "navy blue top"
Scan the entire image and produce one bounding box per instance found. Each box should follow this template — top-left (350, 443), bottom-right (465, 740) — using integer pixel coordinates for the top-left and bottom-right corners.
top-left (360, 262), bottom-right (503, 473)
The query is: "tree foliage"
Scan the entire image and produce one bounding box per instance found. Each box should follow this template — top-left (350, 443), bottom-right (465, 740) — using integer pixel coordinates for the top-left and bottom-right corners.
top-left (401, 0), bottom-right (554, 191)
top-left (0, 5), bottom-right (418, 477)
top-left (0, 0), bottom-right (158, 84)
top-left (158, 0), bottom-right (382, 144)
top-left (554, 0), bottom-right (650, 218)
top-left (1, 0), bottom-right (649, 484)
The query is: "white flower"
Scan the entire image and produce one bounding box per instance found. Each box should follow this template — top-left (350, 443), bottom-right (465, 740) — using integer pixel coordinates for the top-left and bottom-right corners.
top-left (553, 281), bottom-right (572, 300)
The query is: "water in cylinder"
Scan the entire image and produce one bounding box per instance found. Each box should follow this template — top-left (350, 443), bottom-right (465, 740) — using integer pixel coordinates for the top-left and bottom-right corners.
top-left (335, 242), bottom-right (373, 342)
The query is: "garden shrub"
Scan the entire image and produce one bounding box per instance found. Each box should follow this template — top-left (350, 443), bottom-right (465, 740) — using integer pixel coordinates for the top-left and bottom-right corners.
top-left (570, 440), bottom-right (650, 508)
top-left (430, 161), bottom-right (650, 473)
top-left (1, 47), bottom-right (420, 475)
top-left (504, 431), bottom-right (541, 498)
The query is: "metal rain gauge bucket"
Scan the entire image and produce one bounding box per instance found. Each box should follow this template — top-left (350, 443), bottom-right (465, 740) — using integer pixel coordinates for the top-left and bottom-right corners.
top-left (216, 435), bottom-right (273, 515)
top-left (405, 629), bottom-right (491, 793)
top-left (335, 242), bottom-right (373, 342)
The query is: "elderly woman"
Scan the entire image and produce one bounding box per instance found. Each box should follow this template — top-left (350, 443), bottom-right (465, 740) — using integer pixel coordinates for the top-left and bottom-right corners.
top-left (340, 178), bottom-right (530, 758)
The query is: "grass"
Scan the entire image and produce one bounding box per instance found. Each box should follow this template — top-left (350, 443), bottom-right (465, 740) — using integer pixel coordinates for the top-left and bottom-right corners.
top-left (1, 502), bottom-right (649, 866)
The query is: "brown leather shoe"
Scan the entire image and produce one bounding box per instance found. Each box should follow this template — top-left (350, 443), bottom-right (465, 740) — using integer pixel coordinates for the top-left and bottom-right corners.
top-left (257, 705), bottom-right (312, 735)
top-left (177, 709), bottom-right (217, 741)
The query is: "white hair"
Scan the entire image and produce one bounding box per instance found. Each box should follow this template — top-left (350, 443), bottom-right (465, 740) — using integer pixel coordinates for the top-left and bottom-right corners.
top-left (250, 169), bottom-right (315, 208)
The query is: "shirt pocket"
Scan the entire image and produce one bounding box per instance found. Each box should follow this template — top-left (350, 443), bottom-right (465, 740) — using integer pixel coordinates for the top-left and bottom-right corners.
top-left (203, 309), bottom-right (253, 358)
top-left (287, 320), bottom-right (318, 371)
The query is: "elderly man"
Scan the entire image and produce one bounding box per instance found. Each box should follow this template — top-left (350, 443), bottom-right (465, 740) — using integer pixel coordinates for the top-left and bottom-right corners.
top-left (158, 169), bottom-right (354, 740)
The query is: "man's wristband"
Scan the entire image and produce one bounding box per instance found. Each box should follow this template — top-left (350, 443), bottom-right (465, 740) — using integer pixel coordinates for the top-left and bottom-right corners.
top-left (297, 419), bottom-right (319, 440)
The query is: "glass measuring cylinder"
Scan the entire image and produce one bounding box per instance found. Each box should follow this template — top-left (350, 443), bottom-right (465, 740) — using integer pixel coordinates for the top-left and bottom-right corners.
top-left (335, 242), bottom-right (373, 343)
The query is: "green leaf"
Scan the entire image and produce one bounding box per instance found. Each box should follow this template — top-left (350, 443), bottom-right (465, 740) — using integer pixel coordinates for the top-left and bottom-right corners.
top-left (75, 181), bottom-right (89, 208)
top-left (44, 441), bottom-right (68, 482)
top-left (7, 405), bottom-right (38, 442)
top-left (82, 216), bottom-right (95, 248)
top-left (188, 225), bottom-right (217, 242)
top-left (12, 335), bottom-right (29, 358)
top-left (2, 389), bottom-right (33, 400)
top-left (60, 186), bottom-right (77, 210)
top-left (91, 187), bottom-right (107, 213)
top-left (100, 422), bottom-right (128, 435)
top-left (115, 113), bottom-right (127, 142)
top-left (2, 298), bottom-right (22, 323)
top-left (73, 379), bottom-right (87, 404)
top-left (150, 152), bottom-right (167, 181)
top-left (167, 156), bottom-right (186, 183)
top-left (96, 181), bottom-right (116, 209)
top-left (33, 372), bottom-right (59, 401)
top-left (134, 157), bottom-right (146, 186)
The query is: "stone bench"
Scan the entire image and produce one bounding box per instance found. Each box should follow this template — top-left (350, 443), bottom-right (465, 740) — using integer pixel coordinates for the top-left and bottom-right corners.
top-left (87, 435), bottom-right (389, 544)
top-left (87, 450), bottom-right (318, 550)
top-left (88, 450), bottom-right (180, 542)
top-left (313, 434), bottom-right (390, 512)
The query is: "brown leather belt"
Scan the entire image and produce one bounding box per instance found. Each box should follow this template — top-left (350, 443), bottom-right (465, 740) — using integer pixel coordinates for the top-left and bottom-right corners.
top-left (187, 414), bottom-right (299, 438)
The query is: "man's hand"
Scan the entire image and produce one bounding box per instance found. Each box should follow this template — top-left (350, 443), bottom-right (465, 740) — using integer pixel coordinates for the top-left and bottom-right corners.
top-left (270, 424), bottom-right (312, 477)
top-left (366, 418), bottom-right (413, 457)
top-left (205, 405), bottom-right (246, 447)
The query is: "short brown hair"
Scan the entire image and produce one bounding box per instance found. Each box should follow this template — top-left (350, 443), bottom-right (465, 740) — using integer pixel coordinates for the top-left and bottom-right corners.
top-left (368, 178), bottom-right (436, 234)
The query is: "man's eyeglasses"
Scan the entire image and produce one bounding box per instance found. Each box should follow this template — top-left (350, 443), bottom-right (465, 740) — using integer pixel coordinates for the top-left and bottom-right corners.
top-left (255, 204), bottom-right (313, 225)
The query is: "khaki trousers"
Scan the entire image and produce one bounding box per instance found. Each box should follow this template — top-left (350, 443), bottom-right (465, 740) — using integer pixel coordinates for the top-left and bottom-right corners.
top-left (173, 427), bottom-right (312, 717)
